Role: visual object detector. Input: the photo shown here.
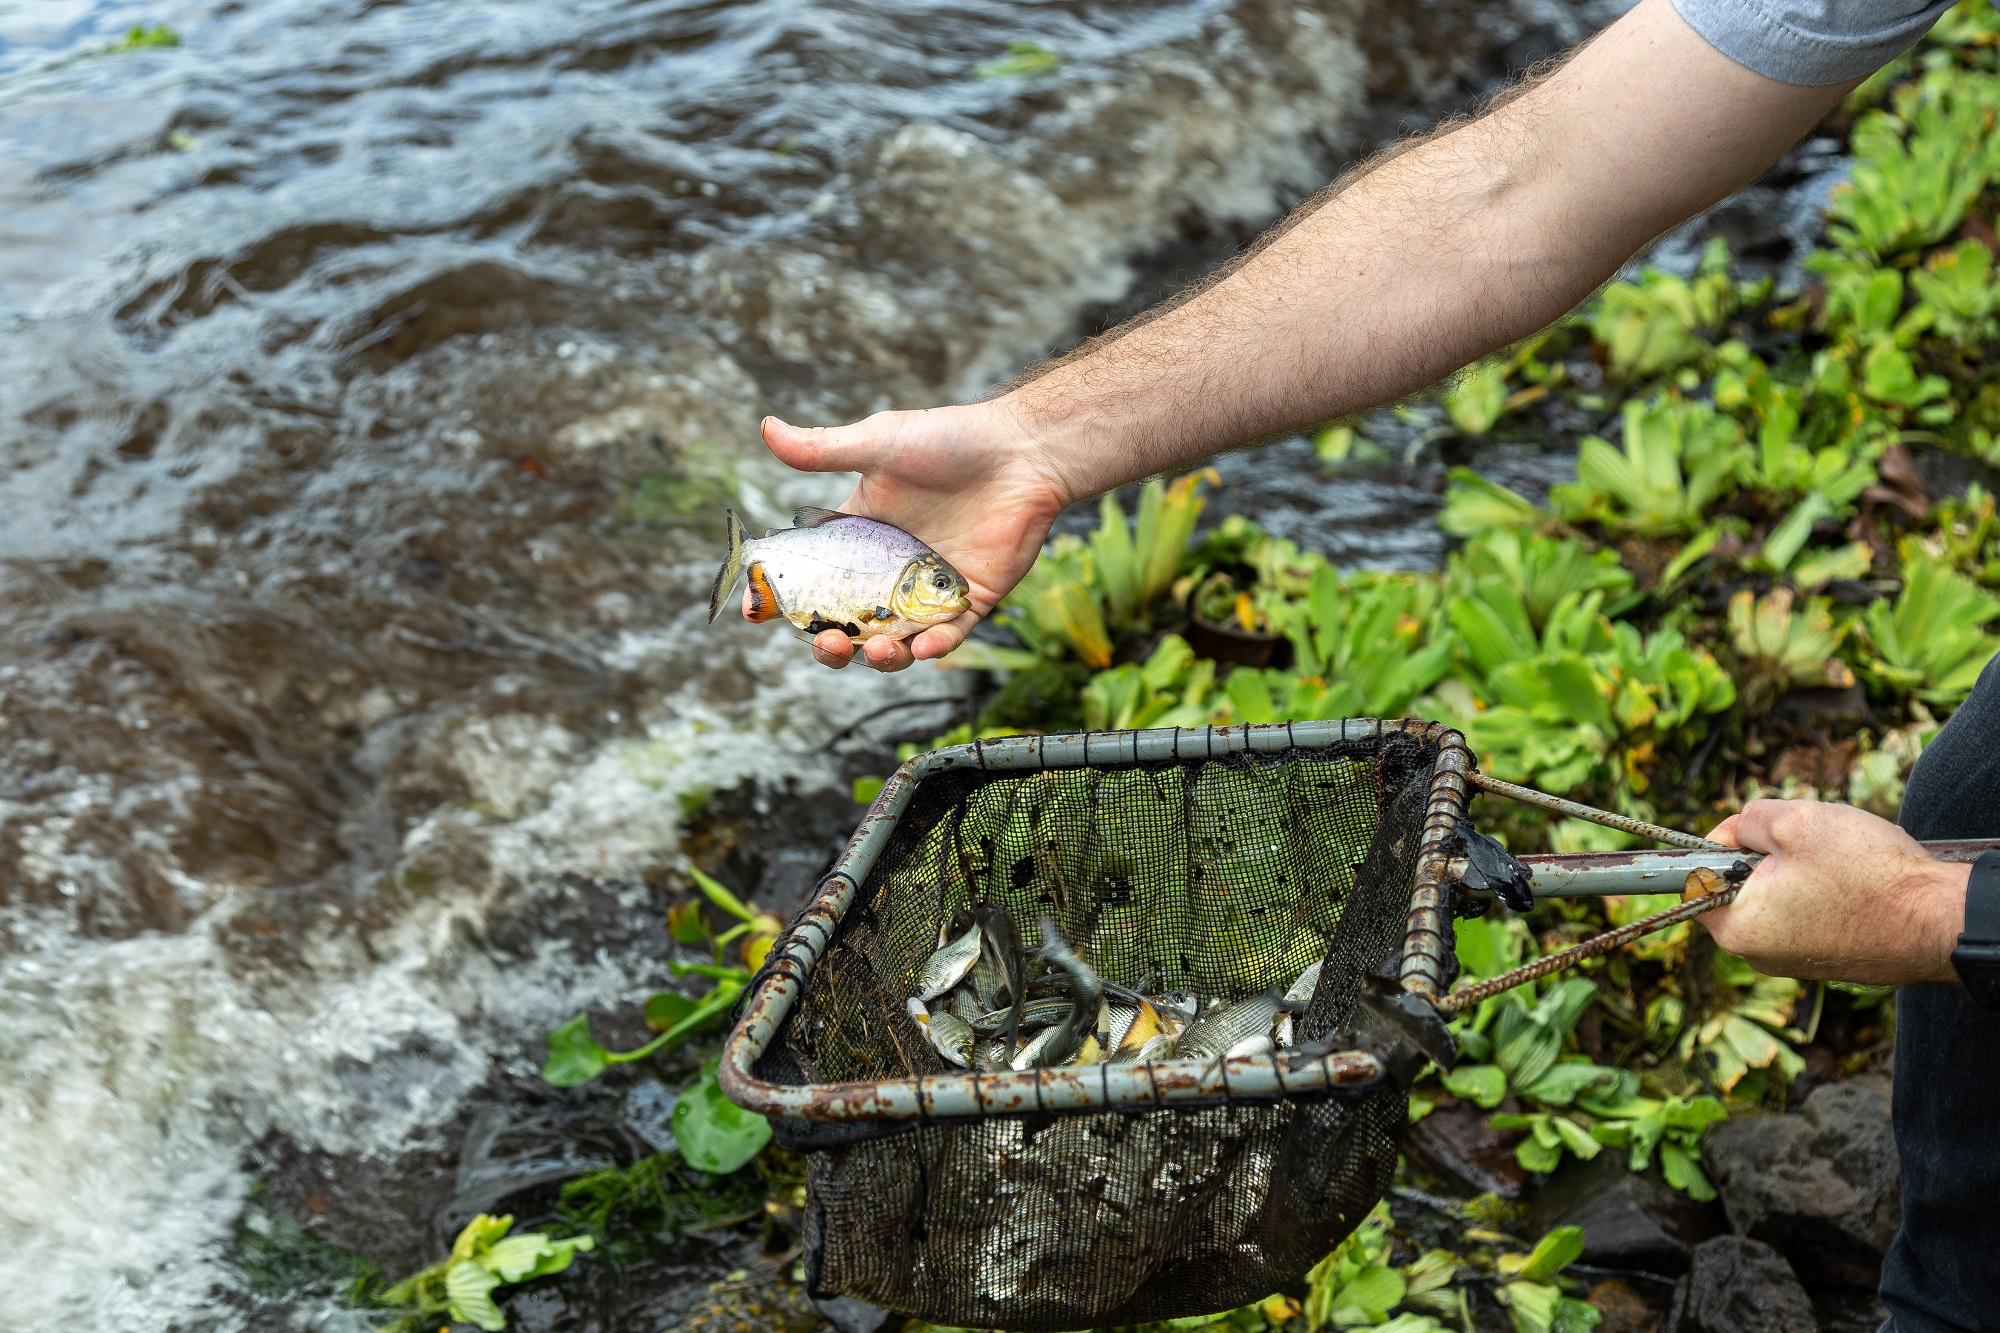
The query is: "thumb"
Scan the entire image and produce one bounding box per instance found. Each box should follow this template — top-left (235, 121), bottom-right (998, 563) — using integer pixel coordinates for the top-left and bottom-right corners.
top-left (762, 415), bottom-right (887, 475)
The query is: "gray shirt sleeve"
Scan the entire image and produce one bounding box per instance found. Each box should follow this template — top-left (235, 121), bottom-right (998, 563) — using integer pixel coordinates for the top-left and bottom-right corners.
top-left (1672, 0), bottom-right (1959, 85)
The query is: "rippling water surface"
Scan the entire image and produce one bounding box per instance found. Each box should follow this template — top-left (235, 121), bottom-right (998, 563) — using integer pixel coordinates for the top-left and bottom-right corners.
top-left (0, 0), bottom-right (1612, 1325)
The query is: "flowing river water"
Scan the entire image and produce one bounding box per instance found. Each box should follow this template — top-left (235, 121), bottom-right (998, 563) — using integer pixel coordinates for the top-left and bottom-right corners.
top-left (0, 1), bottom-right (1655, 1326)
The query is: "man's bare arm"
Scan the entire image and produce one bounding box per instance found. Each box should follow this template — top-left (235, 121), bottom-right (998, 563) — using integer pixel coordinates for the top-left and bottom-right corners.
top-left (764, 0), bottom-right (1860, 671)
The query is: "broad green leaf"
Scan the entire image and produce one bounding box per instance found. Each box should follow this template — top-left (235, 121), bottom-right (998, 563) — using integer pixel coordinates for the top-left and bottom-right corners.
top-left (446, 1259), bottom-right (508, 1331)
top-left (1496, 1279), bottom-right (1561, 1333)
top-left (851, 776), bottom-right (886, 804)
top-left (674, 1062), bottom-right (772, 1173)
top-left (1550, 1116), bottom-right (1602, 1161)
top-left (645, 991), bottom-right (699, 1032)
top-left (1520, 1062), bottom-right (1618, 1108)
top-left (1659, 1139), bottom-right (1718, 1201)
top-left (1516, 1224), bottom-right (1586, 1280)
top-left (542, 1013), bottom-right (612, 1087)
top-left (1439, 468), bottom-right (1544, 536)
top-left (1515, 1132), bottom-right (1563, 1174)
top-left (1329, 1263), bottom-right (1406, 1324)
top-left (1442, 1064), bottom-right (1507, 1109)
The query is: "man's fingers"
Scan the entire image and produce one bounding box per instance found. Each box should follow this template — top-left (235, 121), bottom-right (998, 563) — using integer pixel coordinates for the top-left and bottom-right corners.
top-left (861, 635), bottom-right (915, 672)
top-left (910, 613), bottom-right (977, 662)
top-left (1726, 798), bottom-right (1790, 853)
top-left (812, 629), bottom-right (855, 669)
top-left (1705, 814), bottom-right (1741, 847)
top-left (762, 415), bottom-right (887, 476)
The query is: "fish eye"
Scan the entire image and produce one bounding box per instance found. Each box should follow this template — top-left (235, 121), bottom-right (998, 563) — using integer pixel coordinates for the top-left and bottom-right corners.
top-left (932, 574), bottom-right (950, 589)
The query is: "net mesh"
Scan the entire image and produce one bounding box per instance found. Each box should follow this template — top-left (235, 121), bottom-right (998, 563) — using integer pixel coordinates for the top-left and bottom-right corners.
top-left (758, 731), bottom-right (1449, 1330)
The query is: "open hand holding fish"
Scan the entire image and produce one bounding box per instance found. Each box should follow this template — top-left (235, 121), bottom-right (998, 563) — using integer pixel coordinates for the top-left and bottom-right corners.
top-left (709, 507), bottom-right (971, 642)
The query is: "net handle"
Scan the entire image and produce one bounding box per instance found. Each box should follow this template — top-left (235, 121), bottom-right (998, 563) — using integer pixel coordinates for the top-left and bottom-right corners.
top-left (1438, 768), bottom-right (2000, 1009)
top-left (1434, 875), bottom-right (1744, 1015)
top-left (1464, 770), bottom-right (1730, 851)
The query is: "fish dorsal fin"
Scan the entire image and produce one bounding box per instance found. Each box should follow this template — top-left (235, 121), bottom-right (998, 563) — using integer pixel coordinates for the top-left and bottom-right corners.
top-left (793, 506), bottom-right (853, 529)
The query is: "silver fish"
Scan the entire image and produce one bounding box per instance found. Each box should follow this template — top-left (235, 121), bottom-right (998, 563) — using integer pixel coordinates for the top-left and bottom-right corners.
top-left (1284, 959), bottom-right (1324, 1006)
top-left (1175, 992), bottom-right (1283, 1061)
top-left (1011, 918), bottom-right (1102, 1070)
top-left (950, 986), bottom-right (984, 1025)
top-left (1009, 1023), bottom-right (1067, 1070)
top-left (972, 996), bottom-right (1074, 1034)
top-left (917, 921), bottom-right (984, 1000)
top-left (923, 1010), bottom-right (977, 1068)
top-left (1154, 991), bottom-right (1201, 1024)
top-left (709, 507), bottom-right (971, 640)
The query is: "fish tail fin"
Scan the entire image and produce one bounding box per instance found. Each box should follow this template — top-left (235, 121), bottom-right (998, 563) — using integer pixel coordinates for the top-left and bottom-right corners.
top-left (709, 509), bottom-right (747, 623)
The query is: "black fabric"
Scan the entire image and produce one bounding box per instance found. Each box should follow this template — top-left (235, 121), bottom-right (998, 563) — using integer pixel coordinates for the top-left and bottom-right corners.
top-left (1881, 652), bottom-right (2000, 1333)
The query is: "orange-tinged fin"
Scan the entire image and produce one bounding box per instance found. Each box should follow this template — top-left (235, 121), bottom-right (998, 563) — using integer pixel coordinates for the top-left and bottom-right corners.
top-left (744, 564), bottom-right (780, 623)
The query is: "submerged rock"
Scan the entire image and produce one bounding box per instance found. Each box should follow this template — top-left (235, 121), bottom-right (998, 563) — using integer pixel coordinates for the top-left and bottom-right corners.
top-left (1667, 1237), bottom-right (1818, 1333)
top-left (1702, 1075), bottom-right (1899, 1287)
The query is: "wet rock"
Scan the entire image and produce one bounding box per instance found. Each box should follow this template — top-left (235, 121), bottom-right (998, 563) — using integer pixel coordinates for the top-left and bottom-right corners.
top-left (1811, 1286), bottom-right (1891, 1333)
top-left (1586, 1277), bottom-right (1665, 1333)
top-left (1526, 1152), bottom-right (1727, 1274)
top-left (1702, 1075), bottom-right (1899, 1287)
top-left (813, 1294), bottom-right (896, 1333)
top-left (1667, 1237), bottom-right (1817, 1333)
top-left (1405, 1100), bottom-right (1528, 1198)
top-left (669, 1274), bottom-right (826, 1333)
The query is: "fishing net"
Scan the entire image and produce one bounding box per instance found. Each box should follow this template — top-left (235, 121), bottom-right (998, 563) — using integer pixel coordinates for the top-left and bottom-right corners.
top-left (724, 720), bottom-right (1470, 1331)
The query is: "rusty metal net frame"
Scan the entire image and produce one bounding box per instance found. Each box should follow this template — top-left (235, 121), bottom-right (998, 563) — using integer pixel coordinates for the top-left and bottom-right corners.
top-left (717, 718), bottom-right (1470, 1329)
top-left (721, 718), bottom-right (1467, 1125)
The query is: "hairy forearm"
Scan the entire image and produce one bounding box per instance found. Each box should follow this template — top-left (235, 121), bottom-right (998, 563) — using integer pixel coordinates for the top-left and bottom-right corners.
top-left (1000, 0), bottom-right (1855, 504)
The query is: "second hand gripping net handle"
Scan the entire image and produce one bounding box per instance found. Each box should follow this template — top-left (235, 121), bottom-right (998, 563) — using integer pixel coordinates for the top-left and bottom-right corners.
top-left (1437, 769), bottom-right (1752, 1015)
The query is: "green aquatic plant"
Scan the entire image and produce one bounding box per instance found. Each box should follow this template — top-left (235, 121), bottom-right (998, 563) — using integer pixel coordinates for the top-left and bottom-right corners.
top-left (1302, 1204), bottom-right (1405, 1331)
top-left (1550, 394), bottom-right (1746, 536)
top-left (107, 23), bottom-right (180, 52)
top-left (1826, 67), bottom-right (1996, 259)
top-left (1860, 552), bottom-right (2000, 703)
top-left (1090, 469), bottom-right (1215, 628)
top-left (669, 1060), bottom-right (774, 1172)
top-left (1453, 593), bottom-right (1734, 798)
top-left (1585, 1092), bottom-right (1730, 1201)
top-left (558, 1149), bottom-right (777, 1258)
top-left (1587, 239), bottom-right (1757, 381)
top-left (376, 1215), bottom-right (592, 1333)
top-left (544, 867), bottom-right (777, 1086)
top-left (1447, 529), bottom-right (1635, 633)
top-left (1712, 354), bottom-right (1879, 510)
top-left (1269, 568), bottom-right (1455, 718)
top-left (1080, 633), bottom-right (1215, 731)
top-left (1436, 467), bottom-right (1548, 536)
top-left (1492, 1226), bottom-right (1601, 1333)
top-left (1445, 359), bottom-right (1510, 436)
top-left (1911, 238), bottom-right (2000, 343)
top-left (1678, 957), bottom-right (1806, 1098)
top-left (1728, 587), bottom-right (1854, 711)
top-left (1009, 537), bottom-right (1115, 668)
top-left (975, 40), bottom-right (1062, 78)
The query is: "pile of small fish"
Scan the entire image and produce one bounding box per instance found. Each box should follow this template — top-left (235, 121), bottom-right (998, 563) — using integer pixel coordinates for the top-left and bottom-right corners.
top-left (906, 908), bottom-right (1324, 1072)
